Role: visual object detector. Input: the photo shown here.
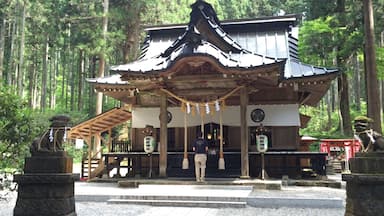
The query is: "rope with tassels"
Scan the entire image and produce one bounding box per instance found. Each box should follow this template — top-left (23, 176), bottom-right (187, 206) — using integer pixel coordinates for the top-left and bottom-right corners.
top-left (37, 127), bottom-right (70, 152)
top-left (160, 86), bottom-right (242, 116)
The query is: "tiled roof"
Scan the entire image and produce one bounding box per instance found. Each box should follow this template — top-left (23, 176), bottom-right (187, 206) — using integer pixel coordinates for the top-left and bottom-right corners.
top-left (106, 0), bottom-right (338, 82)
top-left (285, 59), bottom-right (338, 79)
top-left (87, 74), bottom-right (128, 85)
top-left (110, 0), bottom-right (284, 75)
top-left (111, 40), bottom-right (281, 74)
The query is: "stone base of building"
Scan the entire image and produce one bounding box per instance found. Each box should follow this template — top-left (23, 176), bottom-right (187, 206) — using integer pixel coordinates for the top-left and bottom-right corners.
top-left (342, 152), bottom-right (384, 216)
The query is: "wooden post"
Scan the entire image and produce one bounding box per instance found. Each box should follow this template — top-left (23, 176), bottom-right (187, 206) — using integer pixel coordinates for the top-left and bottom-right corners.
top-left (182, 111), bottom-right (189, 169)
top-left (218, 107), bottom-right (225, 169)
top-left (240, 87), bottom-right (249, 178)
top-left (108, 128), bottom-right (112, 152)
top-left (159, 92), bottom-right (168, 177)
top-left (87, 127), bottom-right (92, 179)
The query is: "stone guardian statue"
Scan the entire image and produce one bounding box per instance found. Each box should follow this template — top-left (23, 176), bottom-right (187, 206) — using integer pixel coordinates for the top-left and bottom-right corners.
top-left (14, 115), bottom-right (76, 216)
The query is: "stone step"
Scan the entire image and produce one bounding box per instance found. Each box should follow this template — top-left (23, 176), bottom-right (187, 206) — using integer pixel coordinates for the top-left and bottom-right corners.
top-left (107, 198), bottom-right (247, 208)
top-left (112, 194), bottom-right (247, 202)
top-left (247, 196), bottom-right (344, 208)
top-left (106, 184), bottom-right (250, 208)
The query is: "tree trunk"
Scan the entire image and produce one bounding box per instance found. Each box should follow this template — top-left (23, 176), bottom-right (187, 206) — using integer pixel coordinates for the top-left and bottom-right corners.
top-left (28, 52), bottom-right (36, 108)
top-left (338, 72), bottom-right (352, 136)
top-left (96, 0), bottom-right (109, 115)
top-left (50, 50), bottom-right (57, 109)
top-left (7, 19), bottom-right (16, 86)
top-left (48, 49), bottom-right (52, 107)
top-left (40, 35), bottom-right (49, 111)
top-left (331, 81), bottom-right (336, 112)
top-left (326, 90), bottom-right (332, 130)
top-left (70, 51), bottom-right (75, 111)
top-left (61, 49), bottom-right (66, 100)
top-left (353, 53), bottom-right (361, 111)
top-left (381, 32), bottom-right (384, 121)
top-left (89, 56), bottom-right (97, 114)
top-left (17, 2), bottom-right (26, 96)
top-left (334, 0), bottom-right (352, 136)
top-left (363, 0), bottom-right (382, 132)
top-left (63, 23), bottom-right (71, 110)
top-left (382, 80), bottom-right (384, 120)
top-left (0, 18), bottom-right (5, 86)
top-left (78, 49), bottom-right (84, 111)
top-left (65, 50), bottom-right (71, 110)
top-left (123, 2), bottom-right (141, 63)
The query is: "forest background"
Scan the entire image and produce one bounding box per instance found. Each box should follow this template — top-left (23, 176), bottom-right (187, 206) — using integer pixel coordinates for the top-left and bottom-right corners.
top-left (0, 0), bottom-right (384, 171)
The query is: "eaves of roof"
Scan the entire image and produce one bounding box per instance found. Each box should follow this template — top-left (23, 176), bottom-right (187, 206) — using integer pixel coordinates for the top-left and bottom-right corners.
top-left (284, 58), bottom-right (339, 80)
top-left (110, 40), bottom-right (284, 74)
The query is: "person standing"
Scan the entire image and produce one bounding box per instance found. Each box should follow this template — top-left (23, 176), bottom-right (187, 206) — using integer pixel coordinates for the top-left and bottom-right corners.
top-left (192, 132), bottom-right (209, 182)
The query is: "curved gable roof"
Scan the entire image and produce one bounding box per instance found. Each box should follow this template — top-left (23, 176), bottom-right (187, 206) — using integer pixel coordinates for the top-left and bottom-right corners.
top-left (110, 0), bottom-right (283, 74)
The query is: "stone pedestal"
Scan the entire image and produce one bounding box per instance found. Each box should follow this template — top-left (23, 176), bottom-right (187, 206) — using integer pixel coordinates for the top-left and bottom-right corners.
top-left (14, 152), bottom-right (76, 216)
top-left (342, 152), bottom-right (384, 216)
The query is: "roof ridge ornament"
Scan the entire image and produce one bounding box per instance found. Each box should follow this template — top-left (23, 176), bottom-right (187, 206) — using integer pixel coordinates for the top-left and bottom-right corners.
top-left (191, 0), bottom-right (221, 26)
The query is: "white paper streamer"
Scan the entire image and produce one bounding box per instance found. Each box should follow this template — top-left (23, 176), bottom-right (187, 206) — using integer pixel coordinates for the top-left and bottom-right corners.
top-left (63, 127), bottom-right (67, 141)
top-left (215, 100), bottom-right (220, 111)
top-left (186, 102), bottom-right (191, 114)
top-left (49, 128), bottom-right (54, 142)
top-left (196, 103), bottom-right (200, 114)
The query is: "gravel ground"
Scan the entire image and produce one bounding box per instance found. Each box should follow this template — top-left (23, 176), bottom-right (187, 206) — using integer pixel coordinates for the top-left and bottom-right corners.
top-left (1, 190), bottom-right (344, 216)
top-left (74, 203), bottom-right (344, 216)
top-left (1, 174), bottom-right (346, 216)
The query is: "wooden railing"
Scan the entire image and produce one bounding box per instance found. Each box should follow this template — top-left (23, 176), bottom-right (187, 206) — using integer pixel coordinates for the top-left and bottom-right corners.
top-left (111, 140), bottom-right (131, 152)
top-left (101, 151), bottom-right (327, 179)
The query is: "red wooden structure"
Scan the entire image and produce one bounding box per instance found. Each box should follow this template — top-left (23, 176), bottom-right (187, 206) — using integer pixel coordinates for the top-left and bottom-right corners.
top-left (320, 139), bottom-right (361, 161)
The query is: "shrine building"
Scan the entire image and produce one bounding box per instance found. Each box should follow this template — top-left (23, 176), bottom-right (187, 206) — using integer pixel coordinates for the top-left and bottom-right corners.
top-left (78, 0), bottom-right (338, 179)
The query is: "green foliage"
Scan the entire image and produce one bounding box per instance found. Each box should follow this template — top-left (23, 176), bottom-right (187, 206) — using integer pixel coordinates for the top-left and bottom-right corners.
top-left (63, 143), bottom-right (83, 164)
top-left (300, 101), bottom-right (368, 139)
top-left (299, 17), bottom-right (335, 66)
top-left (0, 86), bottom-right (32, 171)
top-left (378, 47), bottom-right (384, 78)
top-left (300, 105), bottom-right (342, 139)
top-left (0, 84), bottom-right (92, 171)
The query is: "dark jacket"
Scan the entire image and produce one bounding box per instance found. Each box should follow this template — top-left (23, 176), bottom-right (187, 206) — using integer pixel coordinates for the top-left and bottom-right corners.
top-left (193, 138), bottom-right (208, 154)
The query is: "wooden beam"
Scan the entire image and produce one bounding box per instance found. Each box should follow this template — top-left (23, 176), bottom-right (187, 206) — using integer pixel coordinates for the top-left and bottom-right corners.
top-left (167, 88), bottom-right (232, 97)
top-left (170, 74), bottom-right (235, 82)
top-left (240, 86), bottom-right (249, 178)
top-left (159, 92), bottom-right (168, 177)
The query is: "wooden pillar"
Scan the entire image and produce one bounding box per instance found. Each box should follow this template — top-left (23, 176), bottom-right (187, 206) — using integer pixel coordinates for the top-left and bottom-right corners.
top-left (240, 86), bottom-right (249, 178)
top-left (107, 128), bottom-right (112, 152)
top-left (87, 126), bottom-right (92, 179)
top-left (159, 92), bottom-right (168, 177)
